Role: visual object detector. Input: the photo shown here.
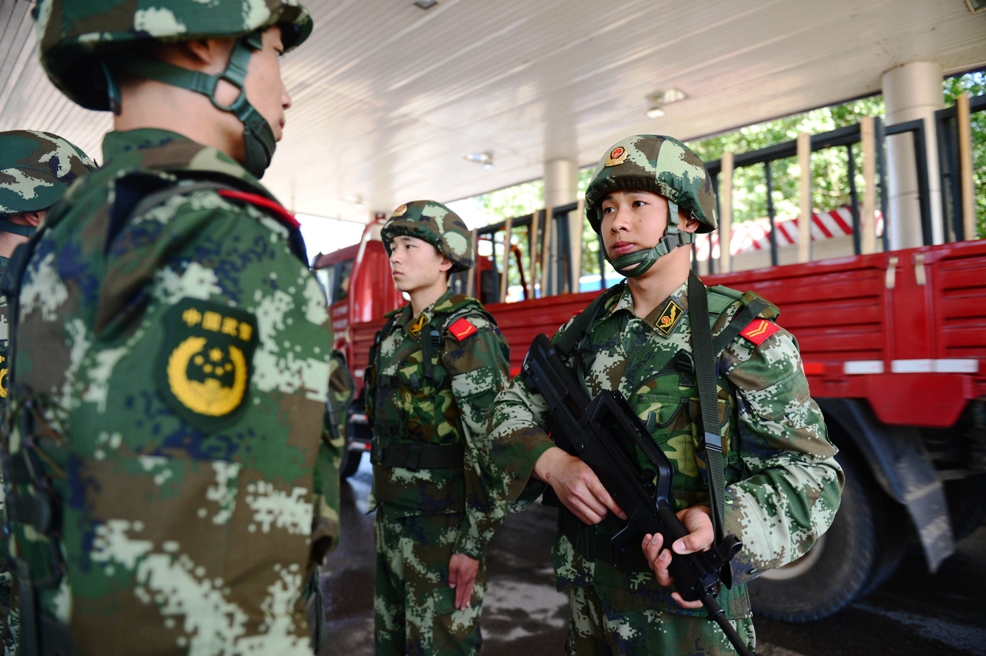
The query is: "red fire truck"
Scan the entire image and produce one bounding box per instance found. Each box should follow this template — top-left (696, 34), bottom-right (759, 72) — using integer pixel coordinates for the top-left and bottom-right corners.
top-left (311, 108), bottom-right (985, 622)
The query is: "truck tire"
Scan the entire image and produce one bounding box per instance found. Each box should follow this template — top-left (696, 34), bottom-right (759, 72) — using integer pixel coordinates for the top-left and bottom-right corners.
top-left (859, 493), bottom-right (907, 597)
top-left (748, 456), bottom-right (876, 621)
top-left (340, 449), bottom-right (362, 479)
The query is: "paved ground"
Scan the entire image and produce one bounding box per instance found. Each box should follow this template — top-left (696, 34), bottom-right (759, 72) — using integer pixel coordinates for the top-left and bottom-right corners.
top-left (319, 458), bottom-right (986, 655)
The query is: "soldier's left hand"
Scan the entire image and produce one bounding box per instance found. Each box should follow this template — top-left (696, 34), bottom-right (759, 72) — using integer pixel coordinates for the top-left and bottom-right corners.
top-left (641, 505), bottom-right (715, 609)
top-left (448, 552), bottom-right (480, 610)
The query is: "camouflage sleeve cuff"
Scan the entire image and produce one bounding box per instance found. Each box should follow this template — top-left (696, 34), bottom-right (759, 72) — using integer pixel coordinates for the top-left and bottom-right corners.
top-left (723, 454), bottom-right (844, 585)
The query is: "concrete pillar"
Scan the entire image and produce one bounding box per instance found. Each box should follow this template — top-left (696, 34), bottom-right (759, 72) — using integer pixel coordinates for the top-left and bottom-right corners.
top-left (543, 158), bottom-right (579, 294)
top-left (881, 61), bottom-right (945, 249)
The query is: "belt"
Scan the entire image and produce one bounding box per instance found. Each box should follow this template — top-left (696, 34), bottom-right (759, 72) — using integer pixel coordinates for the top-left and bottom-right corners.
top-left (371, 443), bottom-right (464, 472)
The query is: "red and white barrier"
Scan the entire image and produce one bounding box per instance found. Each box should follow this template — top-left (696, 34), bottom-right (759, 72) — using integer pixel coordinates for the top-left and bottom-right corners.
top-left (694, 207), bottom-right (884, 261)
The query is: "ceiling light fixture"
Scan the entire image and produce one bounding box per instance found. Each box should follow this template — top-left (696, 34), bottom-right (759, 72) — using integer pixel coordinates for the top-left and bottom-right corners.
top-left (465, 152), bottom-right (494, 171)
top-left (414, 0), bottom-right (438, 9)
top-left (645, 88), bottom-right (687, 119)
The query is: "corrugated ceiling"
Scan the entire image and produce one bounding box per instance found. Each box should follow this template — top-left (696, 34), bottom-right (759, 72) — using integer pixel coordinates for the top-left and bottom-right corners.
top-left (1, 0), bottom-right (984, 223)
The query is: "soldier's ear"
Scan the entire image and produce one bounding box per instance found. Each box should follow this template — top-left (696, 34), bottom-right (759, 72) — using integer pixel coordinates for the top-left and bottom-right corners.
top-left (438, 256), bottom-right (453, 273)
top-left (680, 215), bottom-right (700, 234)
top-left (166, 38), bottom-right (235, 74)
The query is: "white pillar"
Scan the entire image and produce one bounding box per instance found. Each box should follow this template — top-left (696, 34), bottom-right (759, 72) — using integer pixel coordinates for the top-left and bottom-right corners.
top-left (881, 61), bottom-right (945, 249)
top-left (543, 158), bottom-right (579, 294)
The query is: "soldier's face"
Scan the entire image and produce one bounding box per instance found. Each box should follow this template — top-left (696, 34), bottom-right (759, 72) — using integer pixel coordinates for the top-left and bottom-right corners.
top-left (600, 190), bottom-right (699, 267)
top-left (600, 190), bottom-right (670, 260)
top-left (388, 235), bottom-right (452, 294)
top-left (244, 27), bottom-right (292, 141)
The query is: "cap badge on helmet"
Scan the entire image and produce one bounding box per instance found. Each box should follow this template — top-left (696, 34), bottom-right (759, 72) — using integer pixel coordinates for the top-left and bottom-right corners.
top-left (605, 146), bottom-right (629, 167)
top-left (392, 204), bottom-right (408, 218)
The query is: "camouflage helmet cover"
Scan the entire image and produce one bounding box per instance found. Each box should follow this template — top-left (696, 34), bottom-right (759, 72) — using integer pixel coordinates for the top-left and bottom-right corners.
top-left (381, 201), bottom-right (474, 273)
top-left (34, 0), bottom-right (314, 111)
top-left (584, 134), bottom-right (718, 235)
top-left (0, 130), bottom-right (96, 214)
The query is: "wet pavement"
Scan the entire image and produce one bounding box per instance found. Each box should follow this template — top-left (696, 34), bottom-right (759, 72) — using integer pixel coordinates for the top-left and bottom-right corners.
top-left (319, 457), bottom-right (986, 655)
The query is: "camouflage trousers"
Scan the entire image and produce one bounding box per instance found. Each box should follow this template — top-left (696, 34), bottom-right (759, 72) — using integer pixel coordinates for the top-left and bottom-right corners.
top-left (374, 510), bottom-right (485, 656)
top-left (565, 585), bottom-right (756, 655)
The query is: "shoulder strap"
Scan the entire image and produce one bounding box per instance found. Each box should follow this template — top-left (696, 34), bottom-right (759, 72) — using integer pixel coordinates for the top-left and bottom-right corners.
top-left (687, 271), bottom-right (728, 544)
top-left (554, 282), bottom-right (624, 357)
top-left (710, 297), bottom-right (771, 356)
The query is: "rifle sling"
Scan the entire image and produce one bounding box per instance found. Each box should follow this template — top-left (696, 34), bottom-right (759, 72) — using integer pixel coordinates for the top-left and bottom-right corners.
top-left (688, 271), bottom-right (728, 545)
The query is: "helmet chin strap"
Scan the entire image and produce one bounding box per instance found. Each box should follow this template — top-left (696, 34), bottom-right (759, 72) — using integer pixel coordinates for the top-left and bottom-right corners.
top-left (0, 221), bottom-right (36, 238)
top-left (108, 32), bottom-right (277, 178)
top-left (606, 199), bottom-right (694, 278)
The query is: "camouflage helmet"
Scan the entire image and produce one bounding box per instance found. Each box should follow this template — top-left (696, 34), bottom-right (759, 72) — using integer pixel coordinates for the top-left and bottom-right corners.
top-left (584, 134), bottom-right (718, 235)
top-left (34, 0), bottom-right (313, 111)
top-left (0, 130), bottom-right (96, 215)
top-left (381, 201), bottom-right (474, 273)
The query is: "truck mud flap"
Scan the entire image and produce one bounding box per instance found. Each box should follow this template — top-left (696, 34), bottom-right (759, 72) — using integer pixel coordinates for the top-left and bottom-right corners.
top-left (816, 397), bottom-right (954, 572)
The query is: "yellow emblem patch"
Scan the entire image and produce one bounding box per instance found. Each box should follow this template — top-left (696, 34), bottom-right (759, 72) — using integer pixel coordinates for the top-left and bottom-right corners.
top-left (655, 298), bottom-right (685, 335)
top-left (408, 312), bottom-right (429, 339)
top-left (0, 354), bottom-right (7, 399)
top-left (392, 204), bottom-right (408, 218)
top-left (158, 299), bottom-right (258, 431)
top-left (605, 145), bottom-right (629, 167)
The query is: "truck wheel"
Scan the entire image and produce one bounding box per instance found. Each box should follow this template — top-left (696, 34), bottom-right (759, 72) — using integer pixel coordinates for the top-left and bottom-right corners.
top-left (340, 449), bottom-right (362, 479)
top-left (748, 456), bottom-right (876, 622)
top-left (859, 493), bottom-right (907, 597)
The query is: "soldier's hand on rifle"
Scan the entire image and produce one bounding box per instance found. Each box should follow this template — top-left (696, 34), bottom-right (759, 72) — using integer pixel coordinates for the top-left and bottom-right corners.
top-left (448, 552), bottom-right (480, 610)
top-left (642, 505), bottom-right (715, 609)
top-left (533, 446), bottom-right (627, 524)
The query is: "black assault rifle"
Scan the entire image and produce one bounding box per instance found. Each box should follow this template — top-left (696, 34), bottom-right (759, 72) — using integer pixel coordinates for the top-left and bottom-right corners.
top-left (522, 334), bottom-right (755, 656)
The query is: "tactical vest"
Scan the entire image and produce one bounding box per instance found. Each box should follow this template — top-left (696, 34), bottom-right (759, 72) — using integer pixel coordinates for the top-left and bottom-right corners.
top-left (365, 295), bottom-right (492, 515)
top-left (552, 281), bottom-right (777, 618)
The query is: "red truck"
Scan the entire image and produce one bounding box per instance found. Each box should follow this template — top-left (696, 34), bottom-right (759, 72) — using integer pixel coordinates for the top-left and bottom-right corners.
top-left (310, 113), bottom-right (985, 622)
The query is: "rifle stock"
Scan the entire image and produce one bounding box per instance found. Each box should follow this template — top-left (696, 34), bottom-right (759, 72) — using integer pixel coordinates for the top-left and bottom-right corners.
top-left (522, 334), bottom-right (755, 656)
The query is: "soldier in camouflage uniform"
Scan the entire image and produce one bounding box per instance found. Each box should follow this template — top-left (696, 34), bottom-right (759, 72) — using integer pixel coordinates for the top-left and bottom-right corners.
top-left (488, 135), bottom-right (844, 655)
top-left (0, 130), bottom-right (95, 656)
top-left (364, 201), bottom-right (510, 655)
top-left (2, 1), bottom-right (341, 654)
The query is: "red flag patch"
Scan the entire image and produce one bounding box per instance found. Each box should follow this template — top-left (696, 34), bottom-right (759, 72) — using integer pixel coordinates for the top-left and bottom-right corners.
top-left (739, 318), bottom-right (780, 346)
top-left (449, 318), bottom-right (479, 342)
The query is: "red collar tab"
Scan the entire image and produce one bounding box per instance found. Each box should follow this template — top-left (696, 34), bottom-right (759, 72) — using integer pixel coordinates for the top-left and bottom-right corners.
top-left (449, 317), bottom-right (479, 342)
top-left (218, 189), bottom-right (301, 230)
top-left (739, 318), bottom-right (780, 346)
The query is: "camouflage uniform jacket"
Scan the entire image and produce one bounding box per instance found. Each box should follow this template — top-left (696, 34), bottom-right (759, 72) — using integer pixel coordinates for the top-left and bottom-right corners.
top-left (5, 128), bottom-right (339, 654)
top-left (365, 291), bottom-right (510, 559)
top-left (489, 279), bottom-right (843, 617)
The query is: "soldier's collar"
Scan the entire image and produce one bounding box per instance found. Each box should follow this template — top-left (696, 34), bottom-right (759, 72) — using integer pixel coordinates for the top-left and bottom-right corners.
top-left (102, 128), bottom-right (263, 186)
top-left (400, 290), bottom-right (453, 338)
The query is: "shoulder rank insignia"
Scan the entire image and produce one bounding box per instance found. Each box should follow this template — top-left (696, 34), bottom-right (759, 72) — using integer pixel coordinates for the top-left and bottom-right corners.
top-left (217, 189), bottom-right (300, 229)
top-left (739, 318), bottom-right (780, 346)
top-left (449, 317), bottom-right (479, 341)
top-left (157, 298), bottom-right (258, 432)
top-left (655, 298), bottom-right (685, 335)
